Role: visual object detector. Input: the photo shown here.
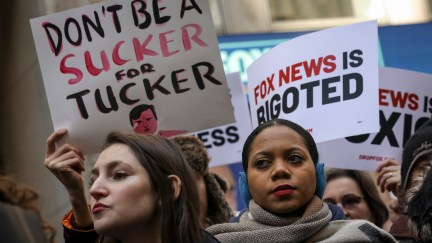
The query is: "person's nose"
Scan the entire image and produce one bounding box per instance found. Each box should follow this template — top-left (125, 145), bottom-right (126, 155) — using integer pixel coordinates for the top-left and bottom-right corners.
top-left (271, 159), bottom-right (291, 180)
top-left (89, 178), bottom-right (108, 200)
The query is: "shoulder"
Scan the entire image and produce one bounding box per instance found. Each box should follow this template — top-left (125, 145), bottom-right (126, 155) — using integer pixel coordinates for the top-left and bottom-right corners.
top-left (327, 220), bottom-right (397, 242)
top-left (325, 202), bottom-right (347, 220)
top-left (0, 202), bottom-right (48, 243)
top-left (229, 208), bottom-right (247, 223)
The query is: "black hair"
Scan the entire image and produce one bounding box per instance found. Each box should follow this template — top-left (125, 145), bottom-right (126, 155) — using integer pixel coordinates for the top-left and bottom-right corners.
top-left (129, 104), bottom-right (157, 126)
top-left (241, 118), bottom-right (319, 172)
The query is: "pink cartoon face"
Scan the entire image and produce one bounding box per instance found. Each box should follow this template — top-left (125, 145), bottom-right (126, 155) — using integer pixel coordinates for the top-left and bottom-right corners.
top-left (132, 109), bottom-right (158, 135)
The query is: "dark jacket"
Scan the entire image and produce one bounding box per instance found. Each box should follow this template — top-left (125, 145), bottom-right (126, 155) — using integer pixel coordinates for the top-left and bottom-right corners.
top-left (0, 202), bottom-right (48, 243)
top-left (63, 210), bottom-right (220, 243)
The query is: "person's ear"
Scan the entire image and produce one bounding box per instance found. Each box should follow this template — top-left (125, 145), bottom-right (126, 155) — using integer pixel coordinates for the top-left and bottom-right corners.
top-left (167, 175), bottom-right (182, 200)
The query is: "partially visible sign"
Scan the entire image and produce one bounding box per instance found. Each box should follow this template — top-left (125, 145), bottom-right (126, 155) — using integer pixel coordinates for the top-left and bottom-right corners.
top-left (193, 72), bottom-right (252, 167)
top-left (319, 67), bottom-right (432, 171)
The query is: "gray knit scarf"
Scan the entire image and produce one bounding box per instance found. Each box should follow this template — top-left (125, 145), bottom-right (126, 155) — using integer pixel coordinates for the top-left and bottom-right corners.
top-left (207, 196), bottom-right (396, 243)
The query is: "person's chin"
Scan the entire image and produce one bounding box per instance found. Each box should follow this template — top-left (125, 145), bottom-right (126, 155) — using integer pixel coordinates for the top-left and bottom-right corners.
top-left (94, 221), bottom-right (116, 236)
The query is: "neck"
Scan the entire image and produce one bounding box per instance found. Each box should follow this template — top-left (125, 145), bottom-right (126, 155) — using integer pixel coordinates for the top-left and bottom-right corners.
top-left (118, 221), bottom-right (161, 243)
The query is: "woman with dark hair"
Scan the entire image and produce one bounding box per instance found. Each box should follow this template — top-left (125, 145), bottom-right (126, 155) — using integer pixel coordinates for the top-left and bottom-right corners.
top-left (207, 118), bottom-right (395, 242)
top-left (323, 169), bottom-right (390, 229)
top-left (44, 129), bottom-right (219, 243)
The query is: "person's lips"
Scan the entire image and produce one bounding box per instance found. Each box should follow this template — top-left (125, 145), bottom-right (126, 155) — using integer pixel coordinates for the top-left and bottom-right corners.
top-left (92, 203), bottom-right (109, 214)
top-left (272, 184), bottom-right (295, 197)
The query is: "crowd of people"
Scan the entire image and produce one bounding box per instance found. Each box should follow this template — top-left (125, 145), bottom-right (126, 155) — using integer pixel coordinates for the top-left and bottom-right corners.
top-left (0, 117), bottom-right (429, 242)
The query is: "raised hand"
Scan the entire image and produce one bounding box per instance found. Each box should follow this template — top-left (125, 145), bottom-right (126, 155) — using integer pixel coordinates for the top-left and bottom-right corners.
top-left (376, 159), bottom-right (401, 195)
top-left (44, 129), bottom-right (92, 227)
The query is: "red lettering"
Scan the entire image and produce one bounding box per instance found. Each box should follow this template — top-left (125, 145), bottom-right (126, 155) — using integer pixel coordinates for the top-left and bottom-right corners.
top-left (291, 62), bottom-right (302, 81)
top-left (133, 35), bottom-right (159, 62)
top-left (60, 54), bottom-right (83, 85)
top-left (323, 55), bottom-right (336, 73)
top-left (303, 57), bottom-right (322, 77)
top-left (159, 30), bottom-right (180, 57)
top-left (408, 93), bottom-right (419, 111)
top-left (266, 74), bottom-right (275, 93)
top-left (379, 89), bottom-right (390, 106)
top-left (254, 85), bottom-right (260, 105)
top-left (181, 23), bottom-right (207, 51)
top-left (84, 50), bottom-right (111, 76)
top-left (279, 66), bottom-right (290, 87)
top-left (112, 40), bottom-right (130, 66)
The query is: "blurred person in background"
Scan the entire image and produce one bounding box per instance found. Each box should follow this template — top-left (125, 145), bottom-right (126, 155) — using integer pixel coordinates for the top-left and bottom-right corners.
top-left (0, 173), bottom-right (55, 243)
top-left (324, 168), bottom-right (391, 230)
top-left (398, 118), bottom-right (432, 242)
top-left (209, 164), bottom-right (238, 213)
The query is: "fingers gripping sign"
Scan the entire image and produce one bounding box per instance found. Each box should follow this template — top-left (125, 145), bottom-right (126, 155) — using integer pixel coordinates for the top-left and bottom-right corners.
top-left (44, 129), bottom-right (86, 194)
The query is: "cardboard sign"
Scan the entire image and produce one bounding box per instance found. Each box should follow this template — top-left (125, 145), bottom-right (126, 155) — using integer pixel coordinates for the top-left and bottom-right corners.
top-left (318, 67), bottom-right (432, 171)
top-left (247, 21), bottom-right (379, 143)
top-left (193, 72), bottom-right (252, 167)
top-left (30, 0), bottom-right (234, 154)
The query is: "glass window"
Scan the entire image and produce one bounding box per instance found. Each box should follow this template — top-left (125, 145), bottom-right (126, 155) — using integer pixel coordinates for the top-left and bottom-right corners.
top-left (268, 0), bottom-right (355, 21)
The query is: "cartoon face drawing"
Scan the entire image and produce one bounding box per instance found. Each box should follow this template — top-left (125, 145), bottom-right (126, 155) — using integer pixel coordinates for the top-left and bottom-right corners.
top-left (129, 104), bottom-right (158, 135)
top-left (132, 109), bottom-right (158, 134)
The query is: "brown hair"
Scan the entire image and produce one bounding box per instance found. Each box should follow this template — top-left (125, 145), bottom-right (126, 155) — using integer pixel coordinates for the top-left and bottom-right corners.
top-left (325, 169), bottom-right (389, 228)
top-left (101, 131), bottom-right (202, 243)
top-left (0, 174), bottom-right (56, 243)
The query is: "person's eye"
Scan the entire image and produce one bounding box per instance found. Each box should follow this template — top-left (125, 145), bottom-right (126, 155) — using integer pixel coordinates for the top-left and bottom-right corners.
top-left (113, 171), bottom-right (128, 180)
top-left (255, 159), bottom-right (270, 169)
top-left (88, 178), bottom-right (95, 188)
top-left (287, 154), bottom-right (303, 163)
top-left (323, 198), bottom-right (336, 205)
top-left (341, 195), bottom-right (362, 207)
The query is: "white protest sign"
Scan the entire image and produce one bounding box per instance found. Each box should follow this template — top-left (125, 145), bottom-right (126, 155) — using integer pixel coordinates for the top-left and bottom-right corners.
top-left (192, 72), bottom-right (253, 167)
top-left (318, 67), bottom-right (432, 171)
top-left (247, 21), bottom-right (379, 143)
top-left (30, 0), bottom-right (234, 154)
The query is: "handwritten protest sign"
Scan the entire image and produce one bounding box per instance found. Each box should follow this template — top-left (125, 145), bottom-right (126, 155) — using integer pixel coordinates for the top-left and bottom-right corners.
top-left (318, 67), bottom-right (432, 171)
top-left (30, 0), bottom-right (234, 154)
top-left (247, 21), bottom-right (379, 143)
top-left (192, 72), bottom-right (252, 167)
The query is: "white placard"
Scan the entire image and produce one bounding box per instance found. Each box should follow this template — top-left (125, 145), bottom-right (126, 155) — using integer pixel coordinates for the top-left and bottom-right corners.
top-left (319, 67), bottom-right (432, 171)
top-left (30, 0), bottom-right (234, 154)
top-left (247, 21), bottom-right (379, 143)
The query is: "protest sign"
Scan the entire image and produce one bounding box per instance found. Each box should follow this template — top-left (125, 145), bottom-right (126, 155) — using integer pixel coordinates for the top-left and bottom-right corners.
top-left (192, 72), bottom-right (252, 167)
top-left (247, 20), bottom-right (379, 143)
top-left (30, 0), bottom-right (234, 154)
top-left (318, 67), bottom-right (432, 171)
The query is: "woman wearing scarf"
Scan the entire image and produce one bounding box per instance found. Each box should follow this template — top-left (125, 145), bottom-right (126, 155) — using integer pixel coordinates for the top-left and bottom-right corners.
top-left (207, 119), bottom-right (396, 242)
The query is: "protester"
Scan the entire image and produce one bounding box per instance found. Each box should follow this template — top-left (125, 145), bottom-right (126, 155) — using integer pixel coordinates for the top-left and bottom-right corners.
top-left (209, 165), bottom-right (238, 213)
top-left (399, 118), bottom-right (432, 242)
top-left (376, 159), bottom-right (404, 223)
top-left (44, 129), bottom-right (219, 243)
top-left (206, 118), bottom-right (396, 242)
top-left (171, 135), bottom-right (233, 227)
top-left (0, 173), bottom-right (55, 243)
top-left (323, 168), bottom-right (390, 230)
top-left (376, 159), bottom-right (415, 242)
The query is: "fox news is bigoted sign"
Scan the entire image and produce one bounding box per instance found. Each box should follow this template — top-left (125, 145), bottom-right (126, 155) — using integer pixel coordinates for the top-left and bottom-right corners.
top-left (318, 67), bottom-right (432, 171)
top-left (247, 21), bottom-right (379, 143)
top-left (30, 0), bottom-right (235, 154)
